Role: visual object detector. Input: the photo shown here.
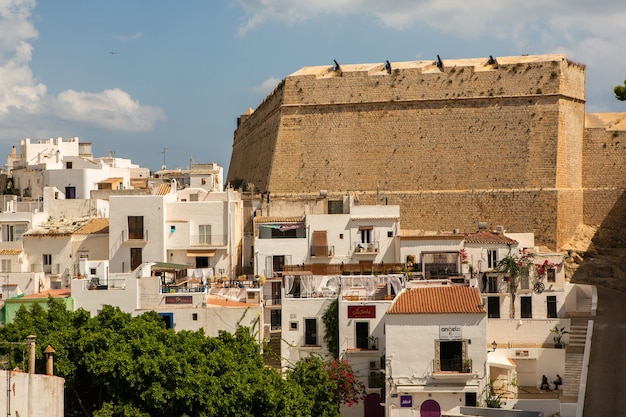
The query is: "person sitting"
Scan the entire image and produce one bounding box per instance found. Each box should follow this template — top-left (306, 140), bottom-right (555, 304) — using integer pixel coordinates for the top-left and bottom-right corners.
top-left (553, 374), bottom-right (563, 390)
top-left (540, 375), bottom-right (550, 390)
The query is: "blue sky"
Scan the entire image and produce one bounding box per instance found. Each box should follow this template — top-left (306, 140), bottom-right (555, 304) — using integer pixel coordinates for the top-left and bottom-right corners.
top-left (1, 1), bottom-right (625, 173)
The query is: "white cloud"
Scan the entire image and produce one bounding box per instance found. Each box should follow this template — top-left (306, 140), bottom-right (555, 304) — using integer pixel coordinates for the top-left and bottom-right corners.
top-left (0, 1), bottom-right (165, 141)
top-left (250, 77), bottom-right (281, 95)
top-left (115, 32), bottom-right (143, 42)
top-left (53, 88), bottom-right (166, 132)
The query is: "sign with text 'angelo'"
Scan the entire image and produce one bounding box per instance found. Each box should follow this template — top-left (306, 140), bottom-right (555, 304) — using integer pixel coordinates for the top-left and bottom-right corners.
top-left (439, 325), bottom-right (462, 340)
top-left (348, 305), bottom-right (376, 319)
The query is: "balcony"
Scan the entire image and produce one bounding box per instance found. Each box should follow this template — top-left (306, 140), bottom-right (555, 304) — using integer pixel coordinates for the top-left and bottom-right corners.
top-left (122, 229), bottom-right (148, 242)
top-left (353, 241), bottom-right (379, 255)
top-left (81, 278), bottom-right (127, 290)
top-left (189, 234), bottom-right (227, 247)
top-left (311, 245), bottom-right (334, 258)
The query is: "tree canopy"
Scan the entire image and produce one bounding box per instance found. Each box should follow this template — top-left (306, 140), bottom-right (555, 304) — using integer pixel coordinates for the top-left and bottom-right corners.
top-left (0, 298), bottom-right (362, 417)
top-left (615, 78), bottom-right (626, 101)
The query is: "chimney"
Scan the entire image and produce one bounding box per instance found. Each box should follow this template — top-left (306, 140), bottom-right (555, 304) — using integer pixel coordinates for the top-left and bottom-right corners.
top-left (44, 345), bottom-right (55, 376)
top-left (26, 335), bottom-right (36, 374)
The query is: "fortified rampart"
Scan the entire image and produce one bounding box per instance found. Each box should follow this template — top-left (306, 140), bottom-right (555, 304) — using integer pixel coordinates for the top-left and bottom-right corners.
top-left (227, 55), bottom-right (605, 249)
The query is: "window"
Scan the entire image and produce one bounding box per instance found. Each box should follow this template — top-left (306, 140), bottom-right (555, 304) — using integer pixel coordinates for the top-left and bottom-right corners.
top-left (43, 254), bottom-right (52, 274)
top-left (199, 224), bottom-right (211, 244)
top-left (520, 267), bottom-right (530, 290)
top-left (259, 224), bottom-right (305, 239)
top-left (355, 322), bottom-right (369, 349)
top-left (328, 200), bottom-right (343, 214)
top-left (304, 318), bottom-right (318, 346)
top-left (360, 228), bottom-right (372, 244)
top-left (130, 248), bottom-right (142, 271)
top-left (128, 216), bottom-right (144, 239)
top-left (90, 268), bottom-right (97, 275)
top-left (487, 296), bottom-right (500, 318)
top-left (547, 296), bottom-right (557, 318)
top-left (158, 312), bottom-right (174, 329)
top-left (387, 231), bottom-right (393, 238)
top-left (423, 252), bottom-right (459, 279)
top-left (487, 250), bottom-right (498, 269)
top-left (1, 259), bottom-right (11, 273)
top-left (192, 313), bottom-right (198, 321)
top-left (66, 161), bottom-right (72, 169)
top-left (547, 269), bottom-right (556, 283)
top-left (289, 321), bottom-right (298, 331)
top-left (465, 392), bottom-right (477, 407)
top-left (195, 256), bottom-right (209, 268)
top-left (271, 310), bottom-right (282, 330)
top-left (439, 341), bottom-right (463, 371)
top-left (521, 296), bottom-right (532, 318)
top-left (2, 224), bottom-right (27, 242)
top-left (65, 186), bottom-right (76, 199)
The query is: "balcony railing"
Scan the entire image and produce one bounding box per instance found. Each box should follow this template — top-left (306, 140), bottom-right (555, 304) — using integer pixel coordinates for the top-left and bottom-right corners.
top-left (311, 245), bottom-right (334, 257)
top-left (189, 234), bottom-right (227, 246)
top-left (353, 241), bottom-right (379, 254)
top-left (81, 278), bottom-right (127, 290)
top-left (122, 229), bottom-right (148, 242)
top-left (32, 263), bottom-right (60, 274)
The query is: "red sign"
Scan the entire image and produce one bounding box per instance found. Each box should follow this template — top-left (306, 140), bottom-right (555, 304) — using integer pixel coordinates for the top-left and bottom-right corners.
top-left (348, 305), bottom-right (376, 319)
top-left (165, 296), bottom-right (193, 304)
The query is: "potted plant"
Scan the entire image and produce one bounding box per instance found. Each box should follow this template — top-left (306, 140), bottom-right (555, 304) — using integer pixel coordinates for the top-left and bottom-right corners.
top-left (463, 358), bottom-right (472, 373)
top-left (369, 335), bottom-right (379, 350)
top-left (551, 325), bottom-right (569, 348)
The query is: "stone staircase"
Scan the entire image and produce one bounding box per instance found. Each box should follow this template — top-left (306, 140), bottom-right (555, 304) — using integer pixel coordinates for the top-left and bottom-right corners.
top-left (263, 333), bottom-right (282, 370)
top-left (562, 299), bottom-right (592, 400)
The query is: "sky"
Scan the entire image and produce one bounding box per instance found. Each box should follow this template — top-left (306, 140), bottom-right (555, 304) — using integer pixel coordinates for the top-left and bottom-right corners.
top-left (0, 1), bottom-right (625, 174)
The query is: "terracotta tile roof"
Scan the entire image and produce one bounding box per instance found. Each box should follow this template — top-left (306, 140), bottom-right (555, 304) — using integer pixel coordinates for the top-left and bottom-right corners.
top-left (464, 231), bottom-right (517, 245)
top-left (254, 216), bottom-right (304, 224)
top-left (0, 249), bottom-right (22, 255)
top-left (387, 286), bottom-right (486, 314)
top-left (74, 218), bottom-right (109, 235)
top-left (156, 183), bottom-right (171, 195)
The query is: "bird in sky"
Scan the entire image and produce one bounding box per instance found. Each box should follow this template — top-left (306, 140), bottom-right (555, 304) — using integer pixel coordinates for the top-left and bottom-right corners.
top-left (109, 51), bottom-right (117, 55)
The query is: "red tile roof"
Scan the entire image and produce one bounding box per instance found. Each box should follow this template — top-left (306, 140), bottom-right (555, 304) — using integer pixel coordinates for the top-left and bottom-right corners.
top-left (387, 286), bottom-right (486, 314)
top-left (464, 231), bottom-right (517, 245)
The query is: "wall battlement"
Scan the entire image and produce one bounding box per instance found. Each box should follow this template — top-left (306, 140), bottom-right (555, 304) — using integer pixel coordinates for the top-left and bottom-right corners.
top-left (227, 54), bottom-right (623, 249)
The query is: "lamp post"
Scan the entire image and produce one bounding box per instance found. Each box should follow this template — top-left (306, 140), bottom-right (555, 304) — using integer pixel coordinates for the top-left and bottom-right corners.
top-left (491, 340), bottom-right (498, 351)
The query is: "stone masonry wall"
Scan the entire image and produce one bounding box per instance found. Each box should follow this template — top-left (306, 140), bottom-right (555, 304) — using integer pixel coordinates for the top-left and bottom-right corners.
top-left (227, 55), bottom-right (587, 248)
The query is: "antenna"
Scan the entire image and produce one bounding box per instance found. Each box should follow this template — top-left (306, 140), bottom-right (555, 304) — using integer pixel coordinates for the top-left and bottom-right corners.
top-left (161, 147), bottom-right (167, 170)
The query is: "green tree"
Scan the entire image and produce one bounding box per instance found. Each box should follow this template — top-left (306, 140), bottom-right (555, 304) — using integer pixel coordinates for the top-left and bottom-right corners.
top-left (0, 299), bottom-right (310, 417)
top-left (322, 299), bottom-right (339, 358)
top-left (614, 78), bottom-right (626, 101)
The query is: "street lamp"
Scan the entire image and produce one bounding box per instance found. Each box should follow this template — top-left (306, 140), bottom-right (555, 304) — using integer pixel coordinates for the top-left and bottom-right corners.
top-left (491, 340), bottom-right (497, 351)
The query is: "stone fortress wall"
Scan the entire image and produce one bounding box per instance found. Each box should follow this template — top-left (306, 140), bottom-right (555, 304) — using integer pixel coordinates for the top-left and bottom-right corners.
top-left (228, 55), bottom-right (626, 250)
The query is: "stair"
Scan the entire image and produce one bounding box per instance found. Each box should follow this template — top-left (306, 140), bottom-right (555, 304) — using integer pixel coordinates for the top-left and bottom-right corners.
top-left (562, 317), bottom-right (590, 399)
top-left (263, 333), bottom-right (282, 370)
top-left (563, 351), bottom-right (583, 399)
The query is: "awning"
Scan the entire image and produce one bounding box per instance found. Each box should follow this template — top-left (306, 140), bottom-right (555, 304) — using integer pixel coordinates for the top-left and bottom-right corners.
top-left (396, 385), bottom-right (475, 393)
top-left (187, 250), bottom-right (216, 257)
top-left (151, 262), bottom-right (189, 271)
top-left (487, 352), bottom-right (516, 369)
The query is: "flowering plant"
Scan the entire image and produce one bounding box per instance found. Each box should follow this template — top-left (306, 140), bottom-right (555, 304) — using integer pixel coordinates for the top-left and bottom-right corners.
top-left (535, 259), bottom-right (558, 277)
top-left (326, 359), bottom-right (366, 407)
top-left (459, 248), bottom-right (469, 264)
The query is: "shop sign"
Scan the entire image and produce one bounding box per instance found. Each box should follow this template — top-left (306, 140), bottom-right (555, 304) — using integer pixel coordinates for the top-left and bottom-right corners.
top-left (348, 305), bottom-right (376, 319)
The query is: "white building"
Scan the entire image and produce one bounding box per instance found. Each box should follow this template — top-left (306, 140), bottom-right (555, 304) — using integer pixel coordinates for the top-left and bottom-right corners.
top-left (71, 260), bottom-right (263, 337)
top-left (384, 286), bottom-right (488, 416)
top-left (108, 183), bottom-right (242, 279)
